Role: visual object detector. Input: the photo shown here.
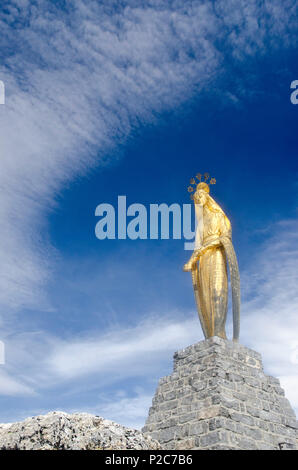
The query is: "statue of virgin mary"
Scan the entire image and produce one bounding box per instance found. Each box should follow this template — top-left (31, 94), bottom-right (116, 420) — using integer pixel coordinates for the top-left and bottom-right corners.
top-left (183, 177), bottom-right (240, 341)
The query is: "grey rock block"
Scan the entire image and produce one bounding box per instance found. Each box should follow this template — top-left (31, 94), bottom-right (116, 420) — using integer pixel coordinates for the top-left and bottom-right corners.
top-left (143, 337), bottom-right (298, 450)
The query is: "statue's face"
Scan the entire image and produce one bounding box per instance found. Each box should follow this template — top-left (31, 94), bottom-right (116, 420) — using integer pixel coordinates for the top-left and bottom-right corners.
top-left (195, 189), bottom-right (208, 206)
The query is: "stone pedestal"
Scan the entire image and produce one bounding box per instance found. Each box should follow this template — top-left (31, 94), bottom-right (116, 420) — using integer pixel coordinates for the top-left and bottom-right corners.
top-left (143, 337), bottom-right (298, 450)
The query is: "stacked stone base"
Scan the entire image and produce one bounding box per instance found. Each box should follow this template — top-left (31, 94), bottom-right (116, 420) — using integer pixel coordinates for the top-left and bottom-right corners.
top-left (143, 337), bottom-right (298, 450)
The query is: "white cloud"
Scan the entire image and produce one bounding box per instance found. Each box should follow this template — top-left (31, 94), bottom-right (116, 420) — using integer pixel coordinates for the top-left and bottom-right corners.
top-left (0, 369), bottom-right (34, 396)
top-left (97, 394), bottom-right (153, 430)
top-left (73, 390), bottom-right (154, 430)
top-left (279, 376), bottom-right (298, 410)
top-left (0, 313), bottom-right (201, 392)
top-left (45, 314), bottom-right (201, 381)
top-left (0, 0), bottom-right (297, 311)
top-left (240, 220), bottom-right (298, 417)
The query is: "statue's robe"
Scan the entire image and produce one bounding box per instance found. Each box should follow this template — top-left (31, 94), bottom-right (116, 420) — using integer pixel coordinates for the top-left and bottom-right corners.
top-left (197, 208), bottom-right (230, 339)
top-left (192, 200), bottom-right (240, 340)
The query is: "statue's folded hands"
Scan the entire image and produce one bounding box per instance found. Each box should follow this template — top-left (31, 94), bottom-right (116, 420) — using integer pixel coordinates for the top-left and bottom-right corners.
top-left (197, 238), bottom-right (221, 255)
top-left (183, 238), bottom-right (222, 272)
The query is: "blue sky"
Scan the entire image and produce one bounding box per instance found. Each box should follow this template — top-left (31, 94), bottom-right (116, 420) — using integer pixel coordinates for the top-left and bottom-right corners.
top-left (0, 0), bottom-right (298, 428)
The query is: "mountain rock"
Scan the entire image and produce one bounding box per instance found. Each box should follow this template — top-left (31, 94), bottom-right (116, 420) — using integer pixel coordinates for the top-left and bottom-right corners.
top-left (0, 411), bottom-right (160, 450)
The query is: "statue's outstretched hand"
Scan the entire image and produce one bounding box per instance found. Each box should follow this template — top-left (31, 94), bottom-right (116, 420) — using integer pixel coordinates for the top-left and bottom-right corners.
top-left (183, 251), bottom-right (200, 271)
top-left (183, 261), bottom-right (194, 272)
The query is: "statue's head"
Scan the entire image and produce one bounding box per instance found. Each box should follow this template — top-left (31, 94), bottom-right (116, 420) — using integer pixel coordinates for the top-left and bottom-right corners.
top-left (194, 188), bottom-right (208, 206)
top-left (193, 182), bottom-right (210, 206)
top-left (196, 182), bottom-right (210, 193)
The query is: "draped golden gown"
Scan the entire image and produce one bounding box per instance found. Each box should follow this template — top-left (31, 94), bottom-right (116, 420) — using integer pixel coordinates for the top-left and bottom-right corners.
top-left (196, 208), bottom-right (231, 339)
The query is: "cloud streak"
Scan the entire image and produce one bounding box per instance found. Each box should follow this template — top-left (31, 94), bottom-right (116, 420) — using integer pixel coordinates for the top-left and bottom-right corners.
top-left (240, 220), bottom-right (298, 417)
top-left (0, 369), bottom-right (34, 396)
top-left (46, 315), bottom-right (201, 381)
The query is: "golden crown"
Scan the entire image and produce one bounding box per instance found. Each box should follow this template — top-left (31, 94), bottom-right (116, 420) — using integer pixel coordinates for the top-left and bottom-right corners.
top-left (187, 173), bottom-right (216, 200)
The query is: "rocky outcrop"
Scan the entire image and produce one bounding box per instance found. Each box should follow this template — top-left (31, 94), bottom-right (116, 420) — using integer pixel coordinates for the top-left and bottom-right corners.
top-left (0, 411), bottom-right (160, 450)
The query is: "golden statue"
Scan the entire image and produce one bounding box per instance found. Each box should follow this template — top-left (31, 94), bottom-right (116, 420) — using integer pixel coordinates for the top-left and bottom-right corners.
top-left (183, 173), bottom-right (240, 341)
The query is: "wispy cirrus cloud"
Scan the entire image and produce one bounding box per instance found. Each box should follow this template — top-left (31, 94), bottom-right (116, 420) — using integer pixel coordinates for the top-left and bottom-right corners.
top-left (78, 391), bottom-right (155, 430)
top-left (0, 0), bottom-right (297, 311)
top-left (0, 369), bottom-right (34, 396)
top-left (45, 315), bottom-right (201, 382)
top-left (1, 313), bottom-right (202, 393)
top-left (240, 219), bottom-right (298, 416)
